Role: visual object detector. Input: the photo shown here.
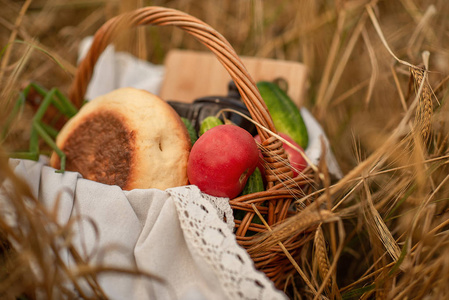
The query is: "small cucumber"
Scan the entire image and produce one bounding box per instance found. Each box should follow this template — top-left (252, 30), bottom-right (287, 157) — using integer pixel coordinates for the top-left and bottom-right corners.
top-left (199, 116), bottom-right (223, 135)
top-left (241, 167), bottom-right (264, 196)
top-left (234, 168), bottom-right (265, 223)
top-left (181, 117), bottom-right (198, 145)
top-left (257, 81), bottom-right (309, 149)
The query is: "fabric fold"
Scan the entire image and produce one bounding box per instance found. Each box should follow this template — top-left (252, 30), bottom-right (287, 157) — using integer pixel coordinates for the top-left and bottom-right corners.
top-left (3, 158), bottom-right (287, 300)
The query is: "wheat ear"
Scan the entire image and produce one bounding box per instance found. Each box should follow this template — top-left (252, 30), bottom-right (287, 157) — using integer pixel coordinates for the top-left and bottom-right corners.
top-left (314, 225), bottom-right (332, 291)
top-left (410, 67), bottom-right (433, 143)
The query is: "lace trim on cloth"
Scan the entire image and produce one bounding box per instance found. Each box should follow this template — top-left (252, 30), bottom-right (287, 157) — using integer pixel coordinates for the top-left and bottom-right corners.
top-left (198, 190), bottom-right (235, 231)
top-left (167, 186), bottom-right (287, 300)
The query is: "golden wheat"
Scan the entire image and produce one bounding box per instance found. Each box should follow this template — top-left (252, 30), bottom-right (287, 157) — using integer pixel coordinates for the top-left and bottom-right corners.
top-left (410, 67), bottom-right (433, 144)
top-left (313, 226), bottom-right (331, 292)
top-left (2, 0), bottom-right (449, 299)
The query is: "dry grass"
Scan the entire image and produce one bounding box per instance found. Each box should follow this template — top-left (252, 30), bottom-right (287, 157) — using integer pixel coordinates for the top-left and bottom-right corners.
top-left (2, 0), bottom-right (449, 299)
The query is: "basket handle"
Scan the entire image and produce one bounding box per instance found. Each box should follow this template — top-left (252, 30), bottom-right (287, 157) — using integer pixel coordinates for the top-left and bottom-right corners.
top-left (69, 6), bottom-right (302, 232)
top-left (69, 6), bottom-right (277, 140)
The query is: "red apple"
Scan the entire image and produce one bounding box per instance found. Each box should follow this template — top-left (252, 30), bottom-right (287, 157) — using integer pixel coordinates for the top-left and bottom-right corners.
top-left (255, 132), bottom-right (307, 177)
top-left (187, 124), bottom-right (259, 199)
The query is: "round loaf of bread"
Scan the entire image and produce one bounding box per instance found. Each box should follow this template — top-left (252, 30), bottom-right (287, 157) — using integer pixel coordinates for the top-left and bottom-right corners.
top-left (50, 87), bottom-right (191, 191)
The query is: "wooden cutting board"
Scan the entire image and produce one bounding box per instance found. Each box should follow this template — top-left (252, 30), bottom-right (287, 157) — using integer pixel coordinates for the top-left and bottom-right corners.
top-left (160, 49), bottom-right (308, 108)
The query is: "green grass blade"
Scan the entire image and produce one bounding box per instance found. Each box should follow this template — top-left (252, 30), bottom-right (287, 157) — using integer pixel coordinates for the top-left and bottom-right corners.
top-left (13, 40), bottom-right (68, 72)
top-left (34, 122), bottom-right (65, 172)
top-left (342, 284), bottom-right (376, 299)
top-left (54, 88), bottom-right (78, 117)
top-left (385, 184), bottom-right (416, 221)
top-left (9, 152), bottom-right (39, 161)
top-left (40, 122), bottom-right (59, 139)
top-left (389, 239), bottom-right (408, 276)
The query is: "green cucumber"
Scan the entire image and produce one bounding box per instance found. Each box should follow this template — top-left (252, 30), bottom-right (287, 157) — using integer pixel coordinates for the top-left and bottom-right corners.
top-left (234, 168), bottom-right (266, 236)
top-left (241, 167), bottom-right (264, 196)
top-left (181, 117), bottom-right (198, 145)
top-left (239, 168), bottom-right (265, 229)
top-left (257, 81), bottom-right (309, 149)
top-left (234, 168), bottom-right (265, 221)
top-left (199, 116), bottom-right (223, 135)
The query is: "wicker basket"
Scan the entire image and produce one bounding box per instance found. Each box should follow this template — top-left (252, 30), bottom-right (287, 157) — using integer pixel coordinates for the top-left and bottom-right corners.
top-left (69, 6), bottom-right (315, 290)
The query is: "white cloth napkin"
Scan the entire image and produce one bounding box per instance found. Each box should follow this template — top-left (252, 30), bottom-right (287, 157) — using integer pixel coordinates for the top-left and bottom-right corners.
top-left (5, 158), bottom-right (287, 300)
top-left (79, 36), bottom-right (165, 100)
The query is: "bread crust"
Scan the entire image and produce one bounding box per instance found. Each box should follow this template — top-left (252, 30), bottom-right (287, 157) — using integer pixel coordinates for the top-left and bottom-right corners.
top-left (50, 88), bottom-right (191, 190)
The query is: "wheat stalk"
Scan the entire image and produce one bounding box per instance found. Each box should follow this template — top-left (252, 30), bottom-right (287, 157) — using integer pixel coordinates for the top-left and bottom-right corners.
top-left (247, 209), bottom-right (335, 254)
top-left (314, 225), bottom-right (332, 292)
top-left (410, 67), bottom-right (433, 144)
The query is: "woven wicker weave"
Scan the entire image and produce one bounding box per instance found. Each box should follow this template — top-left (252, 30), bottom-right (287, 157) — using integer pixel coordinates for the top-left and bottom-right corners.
top-left (69, 6), bottom-right (315, 290)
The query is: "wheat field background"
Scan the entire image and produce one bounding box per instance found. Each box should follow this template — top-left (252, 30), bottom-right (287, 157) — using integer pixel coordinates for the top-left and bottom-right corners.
top-left (1, 0), bottom-right (449, 299)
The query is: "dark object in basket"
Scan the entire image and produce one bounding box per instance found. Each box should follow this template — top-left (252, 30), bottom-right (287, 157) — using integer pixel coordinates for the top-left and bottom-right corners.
top-left (167, 81), bottom-right (258, 136)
